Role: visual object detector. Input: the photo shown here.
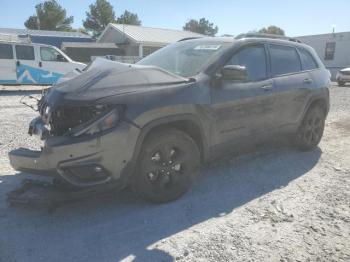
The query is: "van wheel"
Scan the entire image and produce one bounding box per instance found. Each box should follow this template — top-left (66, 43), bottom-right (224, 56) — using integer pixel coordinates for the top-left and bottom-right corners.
top-left (131, 128), bottom-right (200, 203)
top-left (338, 81), bottom-right (345, 87)
top-left (294, 106), bottom-right (325, 151)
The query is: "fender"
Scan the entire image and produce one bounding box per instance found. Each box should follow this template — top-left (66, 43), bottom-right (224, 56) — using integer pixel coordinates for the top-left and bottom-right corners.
top-left (298, 87), bottom-right (330, 126)
top-left (121, 113), bottom-right (210, 182)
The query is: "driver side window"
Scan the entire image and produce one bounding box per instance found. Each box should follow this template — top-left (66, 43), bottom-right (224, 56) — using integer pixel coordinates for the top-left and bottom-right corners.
top-left (40, 47), bottom-right (67, 62)
top-left (227, 45), bottom-right (267, 81)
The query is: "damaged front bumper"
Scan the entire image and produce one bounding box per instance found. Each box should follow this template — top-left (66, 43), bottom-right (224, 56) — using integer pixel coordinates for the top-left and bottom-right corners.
top-left (9, 121), bottom-right (138, 187)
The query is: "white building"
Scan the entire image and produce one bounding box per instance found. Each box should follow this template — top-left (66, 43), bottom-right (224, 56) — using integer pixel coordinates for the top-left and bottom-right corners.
top-left (97, 23), bottom-right (204, 58)
top-left (297, 31), bottom-right (350, 80)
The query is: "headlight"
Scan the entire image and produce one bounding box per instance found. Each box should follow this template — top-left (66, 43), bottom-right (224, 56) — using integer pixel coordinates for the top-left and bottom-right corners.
top-left (72, 108), bottom-right (120, 137)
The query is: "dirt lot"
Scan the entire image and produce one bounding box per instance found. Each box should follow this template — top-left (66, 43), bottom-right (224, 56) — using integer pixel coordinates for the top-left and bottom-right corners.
top-left (0, 84), bottom-right (349, 262)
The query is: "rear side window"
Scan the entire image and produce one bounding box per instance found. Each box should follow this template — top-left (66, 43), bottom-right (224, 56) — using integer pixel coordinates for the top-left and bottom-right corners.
top-left (299, 48), bottom-right (318, 70)
top-left (15, 45), bottom-right (35, 60)
top-left (227, 45), bottom-right (267, 81)
top-left (270, 45), bottom-right (301, 76)
top-left (0, 43), bottom-right (13, 59)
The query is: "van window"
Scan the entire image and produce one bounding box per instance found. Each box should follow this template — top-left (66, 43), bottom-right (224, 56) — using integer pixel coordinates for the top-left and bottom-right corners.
top-left (270, 45), bottom-right (301, 76)
top-left (299, 49), bottom-right (318, 71)
top-left (227, 45), bottom-right (267, 81)
top-left (0, 43), bottom-right (13, 59)
top-left (15, 45), bottom-right (35, 60)
top-left (40, 47), bottom-right (67, 62)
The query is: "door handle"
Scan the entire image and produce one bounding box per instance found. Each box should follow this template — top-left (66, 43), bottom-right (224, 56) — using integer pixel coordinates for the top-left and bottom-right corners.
top-left (16, 61), bottom-right (20, 66)
top-left (261, 84), bottom-right (273, 91)
top-left (303, 78), bottom-right (313, 84)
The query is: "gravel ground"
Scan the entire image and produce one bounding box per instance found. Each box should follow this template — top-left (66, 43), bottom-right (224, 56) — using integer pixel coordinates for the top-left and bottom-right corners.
top-left (0, 84), bottom-right (349, 262)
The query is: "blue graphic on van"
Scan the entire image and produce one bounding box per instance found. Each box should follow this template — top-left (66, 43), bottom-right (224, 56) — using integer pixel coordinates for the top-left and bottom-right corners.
top-left (16, 64), bottom-right (63, 84)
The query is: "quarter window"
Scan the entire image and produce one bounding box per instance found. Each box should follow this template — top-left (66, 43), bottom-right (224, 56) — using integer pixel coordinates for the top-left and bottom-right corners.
top-left (324, 42), bottom-right (336, 60)
top-left (40, 46), bottom-right (67, 62)
top-left (227, 45), bottom-right (267, 81)
top-left (299, 49), bottom-right (318, 70)
top-left (15, 45), bottom-right (35, 60)
top-left (270, 45), bottom-right (301, 76)
top-left (0, 43), bottom-right (13, 59)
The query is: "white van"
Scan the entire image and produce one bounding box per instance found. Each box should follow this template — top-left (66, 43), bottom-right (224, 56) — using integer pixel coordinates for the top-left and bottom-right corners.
top-left (0, 41), bottom-right (86, 85)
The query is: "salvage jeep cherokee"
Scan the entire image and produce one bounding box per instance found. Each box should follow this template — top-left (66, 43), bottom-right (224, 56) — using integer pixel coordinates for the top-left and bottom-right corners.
top-left (9, 35), bottom-right (330, 203)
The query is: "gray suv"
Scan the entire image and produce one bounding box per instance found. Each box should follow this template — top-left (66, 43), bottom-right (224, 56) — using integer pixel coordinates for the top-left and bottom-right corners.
top-left (9, 35), bottom-right (330, 203)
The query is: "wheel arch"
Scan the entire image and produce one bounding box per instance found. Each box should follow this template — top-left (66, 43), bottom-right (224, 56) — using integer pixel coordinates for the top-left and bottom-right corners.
top-left (135, 114), bottom-right (209, 162)
top-left (122, 114), bottom-right (209, 183)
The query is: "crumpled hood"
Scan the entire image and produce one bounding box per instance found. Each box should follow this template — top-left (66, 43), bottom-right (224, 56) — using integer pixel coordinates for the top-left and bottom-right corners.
top-left (45, 58), bottom-right (190, 105)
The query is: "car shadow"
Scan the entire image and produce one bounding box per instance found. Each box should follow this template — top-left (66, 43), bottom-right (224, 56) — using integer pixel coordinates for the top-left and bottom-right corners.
top-left (0, 144), bottom-right (322, 262)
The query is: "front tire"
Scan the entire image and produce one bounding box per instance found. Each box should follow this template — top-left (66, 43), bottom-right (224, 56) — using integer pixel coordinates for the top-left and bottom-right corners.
top-left (295, 106), bottom-right (326, 151)
top-left (131, 128), bottom-right (200, 203)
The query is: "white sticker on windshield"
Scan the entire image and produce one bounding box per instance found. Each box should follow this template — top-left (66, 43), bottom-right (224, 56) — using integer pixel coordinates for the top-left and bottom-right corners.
top-left (194, 45), bottom-right (222, 50)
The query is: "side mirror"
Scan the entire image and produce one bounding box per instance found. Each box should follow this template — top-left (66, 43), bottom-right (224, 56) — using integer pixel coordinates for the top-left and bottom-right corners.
top-left (221, 65), bottom-right (247, 81)
top-left (56, 54), bottom-right (65, 62)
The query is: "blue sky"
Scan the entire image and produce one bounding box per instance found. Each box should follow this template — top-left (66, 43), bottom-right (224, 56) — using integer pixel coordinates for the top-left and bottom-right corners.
top-left (1, 0), bottom-right (350, 36)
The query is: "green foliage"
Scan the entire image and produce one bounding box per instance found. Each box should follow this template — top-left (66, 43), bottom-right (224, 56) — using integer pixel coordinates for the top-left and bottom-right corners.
top-left (24, 0), bottom-right (73, 31)
top-left (183, 18), bottom-right (218, 36)
top-left (83, 0), bottom-right (116, 37)
top-left (258, 25), bottom-right (285, 36)
top-left (116, 10), bottom-right (141, 25)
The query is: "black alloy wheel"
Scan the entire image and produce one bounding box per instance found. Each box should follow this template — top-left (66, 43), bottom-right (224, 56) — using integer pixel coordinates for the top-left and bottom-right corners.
top-left (131, 128), bottom-right (200, 203)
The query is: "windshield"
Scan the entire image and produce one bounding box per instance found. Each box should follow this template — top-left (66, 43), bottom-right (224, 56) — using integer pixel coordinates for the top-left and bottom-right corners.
top-left (137, 40), bottom-right (230, 77)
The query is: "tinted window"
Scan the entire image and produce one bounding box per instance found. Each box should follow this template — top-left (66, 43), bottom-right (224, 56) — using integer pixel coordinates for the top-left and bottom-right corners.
top-left (40, 47), bottom-right (67, 62)
top-left (270, 45), bottom-right (301, 76)
top-left (15, 45), bottom-right (35, 60)
top-left (299, 49), bottom-right (318, 70)
top-left (0, 44), bottom-right (13, 59)
top-left (227, 45), bottom-right (267, 81)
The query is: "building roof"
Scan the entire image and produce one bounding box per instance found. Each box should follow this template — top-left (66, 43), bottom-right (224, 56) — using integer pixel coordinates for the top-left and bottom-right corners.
top-left (101, 23), bottom-right (204, 46)
top-left (297, 31), bottom-right (350, 39)
top-left (61, 42), bottom-right (119, 49)
top-left (0, 28), bottom-right (91, 38)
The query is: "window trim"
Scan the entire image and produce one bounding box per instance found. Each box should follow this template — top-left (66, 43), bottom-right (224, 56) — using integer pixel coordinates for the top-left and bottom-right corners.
top-left (296, 47), bottom-right (320, 72)
top-left (268, 44), bottom-right (303, 78)
top-left (15, 45), bottom-right (35, 61)
top-left (223, 43), bottom-right (269, 83)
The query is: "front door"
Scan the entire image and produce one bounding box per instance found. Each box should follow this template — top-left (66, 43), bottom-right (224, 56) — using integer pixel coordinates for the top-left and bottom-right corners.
top-left (0, 43), bottom-right (16, 84)
top-left (15, 44), bottom-right (40, 84)
top-left (210, 44), bottom-right (277, 148)
top-left (38, 46), bottom-right (69, 84)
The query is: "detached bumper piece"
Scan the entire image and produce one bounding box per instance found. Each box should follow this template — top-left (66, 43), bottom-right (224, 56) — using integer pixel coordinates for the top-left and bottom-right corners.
top-left (7, 178), bottom-right (122, 212)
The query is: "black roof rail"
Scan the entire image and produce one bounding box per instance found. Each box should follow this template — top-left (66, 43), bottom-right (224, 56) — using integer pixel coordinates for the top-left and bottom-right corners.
top-left (235, 33), bottom-right (302, 43)
top-left (178, 37), bottom-right (203, 42)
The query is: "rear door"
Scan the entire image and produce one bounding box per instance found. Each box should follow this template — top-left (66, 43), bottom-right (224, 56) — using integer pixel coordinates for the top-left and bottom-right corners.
top-left (0, 43), bottom-right (16, 84)
top-left (15, 44), bottom-right (40, 84)
top-left (268, 44), bottom-right (312, 129)
top-left (38, 46), bottom-right (72, 84)
top-left (210, 44), bottom-right (277, 147)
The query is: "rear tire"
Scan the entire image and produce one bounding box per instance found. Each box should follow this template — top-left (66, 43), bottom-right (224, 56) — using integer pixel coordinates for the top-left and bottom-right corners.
top-left (131, 128), bottom-right (200, 203)
top-left (338, 81), bottom-right (345, 87)
top-left (294, 106), bottom-right (326, 151)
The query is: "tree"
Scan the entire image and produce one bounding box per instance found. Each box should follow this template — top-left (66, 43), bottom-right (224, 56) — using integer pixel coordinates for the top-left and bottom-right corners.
top-left (258, 25), bottom-right (285, 36)
top-left (183, 18), bottom-right (218, 36)
top-left (83, 0), bottom-right (116, 37)
top-left (116, 10), bottom-right (141, 25)
top-left (24, 0), bottom-right (73, 31)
